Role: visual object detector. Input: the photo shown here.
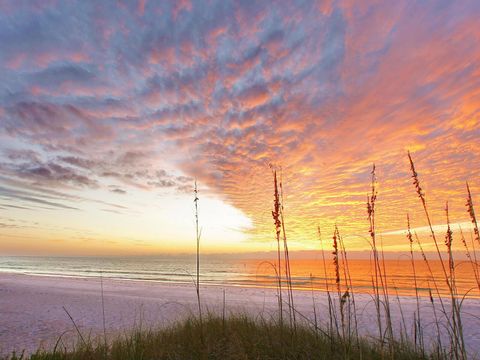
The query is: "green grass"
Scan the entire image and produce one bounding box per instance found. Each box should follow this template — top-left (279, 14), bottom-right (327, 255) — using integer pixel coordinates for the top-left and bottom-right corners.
top-left (5, 314), bottom-right (431, 360)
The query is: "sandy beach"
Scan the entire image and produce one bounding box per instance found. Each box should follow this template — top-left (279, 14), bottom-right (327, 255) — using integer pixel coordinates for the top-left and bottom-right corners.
top-left (1, 272), bottom-right (479, 357)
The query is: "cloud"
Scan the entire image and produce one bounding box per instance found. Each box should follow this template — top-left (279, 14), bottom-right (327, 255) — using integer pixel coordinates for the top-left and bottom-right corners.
top-left (29, 64), bottom-right (96, 87)
top-left (237, 83), bottom-right (271, 109)
top-left (58, 156), bottom-right (99, 169)
top-left (0, 185), bottom-right (80, 210)
top-left (109, 187), bottom-right (127, 195)
top-left (380, 222), bottom-right (475, 237)
top-left (17, 163), bottom-right (98, 188)
top-left (0, 0), bottom-right (479, 250)
top-left (0, 175), bottom-right (130, 214)
top-left (1, 154), bottom-right (98, 189)
top-left (100, 166), bottom-right (190, 190)
top-left (4, 148), bottom-right (40, 162)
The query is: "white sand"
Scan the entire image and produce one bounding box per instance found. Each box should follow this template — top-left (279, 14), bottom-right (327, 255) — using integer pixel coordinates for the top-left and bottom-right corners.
top-left (0, 273), bottom-right (479, 357)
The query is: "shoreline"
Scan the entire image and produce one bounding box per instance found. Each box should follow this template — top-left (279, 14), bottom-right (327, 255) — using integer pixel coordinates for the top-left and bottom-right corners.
top-left (2, 269), bottom-right (478, 300)
top-left (1, 272), bottom-right (479, 357)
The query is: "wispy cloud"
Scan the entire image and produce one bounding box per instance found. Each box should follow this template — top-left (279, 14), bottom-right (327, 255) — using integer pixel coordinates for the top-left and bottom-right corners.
top-left (380, 222), bottom-right (475, 237)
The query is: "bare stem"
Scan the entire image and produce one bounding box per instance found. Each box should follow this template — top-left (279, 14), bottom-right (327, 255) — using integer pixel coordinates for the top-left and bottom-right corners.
top-left (194, 180), bottom-right (203, 336)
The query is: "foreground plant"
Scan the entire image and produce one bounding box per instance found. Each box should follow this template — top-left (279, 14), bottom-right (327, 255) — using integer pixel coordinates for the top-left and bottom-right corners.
top-left (194, 180), bottom-right (203, 339)
top-left (4, 314), bottom-right (430, 360)
top-left (408, 152), bottom-right (466, 359)
top-left (271, 169), bottom-right (284, 326)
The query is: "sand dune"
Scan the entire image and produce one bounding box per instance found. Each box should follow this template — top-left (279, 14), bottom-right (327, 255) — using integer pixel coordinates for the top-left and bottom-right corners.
top-left (1, 273), bottom-right (479, 357)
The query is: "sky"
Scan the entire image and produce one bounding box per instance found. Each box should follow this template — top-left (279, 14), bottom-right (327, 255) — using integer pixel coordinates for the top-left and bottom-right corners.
top-left (0, 0), bottom-right (479, 256)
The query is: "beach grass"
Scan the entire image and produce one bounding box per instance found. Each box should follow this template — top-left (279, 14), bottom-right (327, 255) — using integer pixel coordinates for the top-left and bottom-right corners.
top-left (4, 313), bottom-right (428, 360)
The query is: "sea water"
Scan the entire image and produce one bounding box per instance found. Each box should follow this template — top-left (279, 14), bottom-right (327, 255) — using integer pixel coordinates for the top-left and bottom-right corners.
top-left (0, 255), bottom-right (477, 298)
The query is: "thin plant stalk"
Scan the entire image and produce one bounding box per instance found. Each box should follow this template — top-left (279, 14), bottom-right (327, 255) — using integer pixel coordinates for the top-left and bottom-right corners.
top-left (333, 225), bottom-right (345, 342)
top-left (393, 285), bottom-right (408, 346)
top-left (367, 164), bottom-right (383, 344)
top-left (416, 233), bottom-right (449, 354)
top-left (338, 232), bottom-right (359, 345)
top-left (379, 236), bottom-right (394, 352)
top-left (318, 226), bottom-right (336, 339)
top-left (367, 164), bottom-right (393, 349)
top-left (272, 170), bottom-right (284, 327)
top-left (408, 152), bottom-right (450, 288)
top-left (62, 306), bottom-right (87, 348)
top-left (338, 230), bottom-right (351, 339)
top-left (407, 214), bottom-right (424, 355)
top-left (222, 289), bottom-right (226, 333)
top-left (445, 202), bottom-right (466, 359)
top-left (459, 226), bottom-right (480, 292)
top-left (428, 284), bottom-right (443, 357)
top-left (100, 271), bottom-right (107, 358)
top-left (310, 273), bottom-right (319, 338)
top-left (408, 152), bottom-right (465, 359)
top-left (279, 170), bottom-right (296, 332)
top-left (194, 180), bottom-right (203, 338)
top-left (466, 182), bottom-right (479, 246)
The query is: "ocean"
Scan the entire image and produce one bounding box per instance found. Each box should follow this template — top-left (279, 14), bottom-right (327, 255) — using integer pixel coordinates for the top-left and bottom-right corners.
top-left (0, 255), bottom-right (477, 298)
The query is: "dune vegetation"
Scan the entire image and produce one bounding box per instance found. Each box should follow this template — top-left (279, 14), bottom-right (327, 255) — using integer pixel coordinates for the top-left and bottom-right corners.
top-left (5, 314), bottom-right (429, 360)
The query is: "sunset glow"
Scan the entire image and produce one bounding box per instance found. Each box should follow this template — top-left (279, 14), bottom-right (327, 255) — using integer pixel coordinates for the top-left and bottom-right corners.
top-left (0, 0), bottom-right (479, 255)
